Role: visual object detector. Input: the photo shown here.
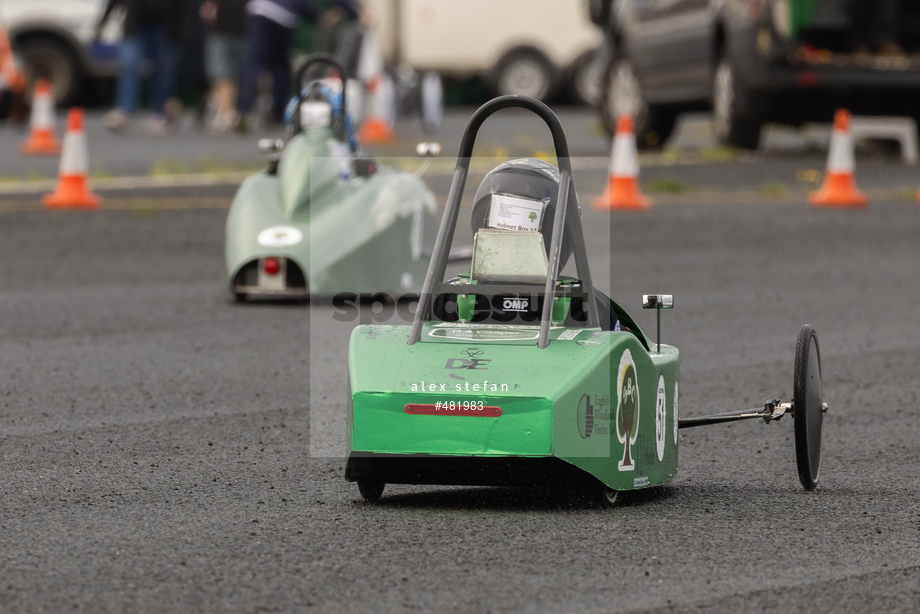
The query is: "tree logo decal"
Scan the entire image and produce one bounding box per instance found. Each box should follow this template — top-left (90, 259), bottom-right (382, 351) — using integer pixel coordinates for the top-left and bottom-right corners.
top-left (528, 211), bottom-right (538, 221)
top-left (616, 349), bottom-right (640, 471)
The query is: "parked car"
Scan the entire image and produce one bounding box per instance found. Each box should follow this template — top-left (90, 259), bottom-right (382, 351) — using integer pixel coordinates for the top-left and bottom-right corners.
top-left (598, 0), bottom-right (920, 148)
top-left (0, 0), bottom-right (120, 104)
top-left (364, 0), bottom-right (602, 103)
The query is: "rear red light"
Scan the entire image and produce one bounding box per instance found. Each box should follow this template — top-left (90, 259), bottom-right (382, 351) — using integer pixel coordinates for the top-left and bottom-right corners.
top-left (797, 71), bottom-right (821, 86)
top-left (263, 257), bottom-right (281, 276)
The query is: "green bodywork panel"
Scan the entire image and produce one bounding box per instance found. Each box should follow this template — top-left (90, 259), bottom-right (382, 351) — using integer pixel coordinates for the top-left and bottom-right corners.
top-left (347, 310), bottom-right (681, 491)
top-left (225, 126), bottom-right (438, 295)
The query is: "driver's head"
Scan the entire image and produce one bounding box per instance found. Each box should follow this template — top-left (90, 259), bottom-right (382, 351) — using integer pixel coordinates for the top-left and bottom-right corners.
top-left (471, 158), bottom-right (577, 268)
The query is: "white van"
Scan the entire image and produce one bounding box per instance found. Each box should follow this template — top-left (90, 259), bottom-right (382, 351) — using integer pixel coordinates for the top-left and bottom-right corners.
top-left (0, 0), bottom-right (121, 104)
top-left (365, 0), bottom-right (602, 103)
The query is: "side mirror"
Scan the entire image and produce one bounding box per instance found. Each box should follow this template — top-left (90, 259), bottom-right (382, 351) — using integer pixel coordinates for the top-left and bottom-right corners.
top-left (642, 294), bottom-right (674, 309)
top-left (416, 142), bottom-right (442, 157)
top-left (642, 294), bottom-right (673, 353)
top-left (257, 138), bottom-right (285, 155)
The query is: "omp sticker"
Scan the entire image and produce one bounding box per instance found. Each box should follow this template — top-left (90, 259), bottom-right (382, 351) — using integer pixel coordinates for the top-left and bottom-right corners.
top-left (655, 374), bottom-right (666, 462)
top-left (634, 476), bottom-right (649, 487)
top-left (673, 380), bottom-right (680, 445)
top-left (558, 329), bottom-right (580, 341)
top-left (616, 349), bottom-right (640, 472)
top-left (501, 298), bottom-right (529, 312)
top-left (257, 226), bottom-right (303, 248)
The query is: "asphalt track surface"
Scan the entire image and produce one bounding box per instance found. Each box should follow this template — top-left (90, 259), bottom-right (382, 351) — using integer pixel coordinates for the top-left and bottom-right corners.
top-left (3, 173), bottom-right (920, 613)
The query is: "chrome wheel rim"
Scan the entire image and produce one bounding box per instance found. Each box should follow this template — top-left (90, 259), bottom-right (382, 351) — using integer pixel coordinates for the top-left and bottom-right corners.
top-left (498, 57), bottom-right (550, 100)
top-left (713, 60), bottom-right (734, 142)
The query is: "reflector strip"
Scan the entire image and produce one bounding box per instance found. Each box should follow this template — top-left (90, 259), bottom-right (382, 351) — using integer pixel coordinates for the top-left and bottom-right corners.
top-left (405, 403), bottom-right (502, 417)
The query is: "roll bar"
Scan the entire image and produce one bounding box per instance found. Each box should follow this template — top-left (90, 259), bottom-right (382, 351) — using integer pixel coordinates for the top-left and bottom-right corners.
top-left (407, 95), bottom-right (599, 349)
top-left (293, 53), bottom-right (348, 142)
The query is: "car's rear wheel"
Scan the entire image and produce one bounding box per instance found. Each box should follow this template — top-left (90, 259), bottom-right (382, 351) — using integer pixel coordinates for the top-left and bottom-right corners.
top-left (357, 479), bottom-right (385, 502)
top-left (712, 56), bottom-right (763, 150)
top-left (599, 57), bottom-right (677, 149)
top-left (492, 49), bottom-right (557, 102)
top-left (597, 484), bottom-right (619, 508)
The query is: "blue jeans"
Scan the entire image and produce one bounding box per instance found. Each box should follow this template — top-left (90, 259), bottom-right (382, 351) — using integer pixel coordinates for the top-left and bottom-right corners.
top-left (116, 26), bottom-right (180, 115)
top-left (237, 15), bottom-right (293, 121)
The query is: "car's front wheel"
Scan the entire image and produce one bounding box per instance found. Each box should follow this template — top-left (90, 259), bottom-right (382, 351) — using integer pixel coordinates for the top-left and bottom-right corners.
top-left (18, 37), bottom-right (81, 105)
top-left (599, 57), bottom-right (677, 149)
top-left (712, 56), bottom-right (763, 149)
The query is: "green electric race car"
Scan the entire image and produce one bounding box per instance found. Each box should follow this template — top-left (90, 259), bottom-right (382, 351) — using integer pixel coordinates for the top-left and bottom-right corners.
top-left (225, 54), bottom-right (439, 300)
top-left (345, 95), bottom-right (827, 506)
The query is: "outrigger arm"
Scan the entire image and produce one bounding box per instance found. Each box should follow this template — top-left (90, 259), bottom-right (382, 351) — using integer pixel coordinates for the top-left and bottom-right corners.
top-left (678, 399), bottom-right (828, 429)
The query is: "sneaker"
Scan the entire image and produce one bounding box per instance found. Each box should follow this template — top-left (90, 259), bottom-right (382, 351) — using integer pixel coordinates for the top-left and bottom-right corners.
top-left (145, 114), bottom-right (172, 136)
top-left (207, 111), bottom-right (240, 135)
top-left (103, 109), bottom-right (130, 134)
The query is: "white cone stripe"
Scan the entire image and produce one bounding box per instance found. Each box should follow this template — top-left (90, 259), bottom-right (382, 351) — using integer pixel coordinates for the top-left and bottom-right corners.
top-left (611, 132), bottom-right (639, 178)
top-left (59, 132), bottom-right (88, 175)
top-left (827, 128), bottom-right (854, 173)
top-left (31, 93), bottom-right (55, 130)
top-left (357, 30), bottom-right (384, 84)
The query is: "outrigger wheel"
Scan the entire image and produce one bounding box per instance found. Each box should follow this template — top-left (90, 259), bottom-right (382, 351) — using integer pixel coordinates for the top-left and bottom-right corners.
top-left (793, 324), bottom-right (823, 491)
top-left (678, 324), bottom-right (827, 492)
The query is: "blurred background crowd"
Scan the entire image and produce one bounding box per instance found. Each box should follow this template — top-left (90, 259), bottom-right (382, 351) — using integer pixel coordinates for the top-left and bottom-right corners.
top-left (1, 0), bottom-right (919, 148)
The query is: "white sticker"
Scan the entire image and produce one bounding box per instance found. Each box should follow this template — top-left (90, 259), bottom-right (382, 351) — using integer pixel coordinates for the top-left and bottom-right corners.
top-left (301, 101), bottom-right (332, 129)
top-left (257, 226), bottom-right (303, 248)
top-left (558, 329), bottom-right (580, 341)
top-left (633, 477), bottom-right (649, 487)
top-left (487, 193), bottom-right (544, 232)
top-left (655, 375), bottom-right (666, 462)
top-left (673, 380), bottom-right (680, 445)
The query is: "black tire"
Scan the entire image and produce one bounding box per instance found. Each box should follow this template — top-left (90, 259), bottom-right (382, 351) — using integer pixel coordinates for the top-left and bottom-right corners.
top-left (712, 55), bottom-right (763, 150)
top-left (357, 479), bottom-right (385, 502)
top-left (491, 49), bottom-right (557, 102)
top-left (598, 56), bottom-right (677, 149)
top-left (18, 37), bottom-right (82, 106)
top-left (569, 50), bottom-right (601, 106)
top-left (793, 324), bottom-right (824, 491)
top-left (596, 483), bottom-right (619, 508)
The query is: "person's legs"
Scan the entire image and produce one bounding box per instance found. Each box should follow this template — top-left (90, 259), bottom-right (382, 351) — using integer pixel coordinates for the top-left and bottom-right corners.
top-left (151, 25), bottom-right (180, 116)
top-left (238, 16), bottom-right (272, 115)
top-left (115, 35), bottom-right (145, 114)
top-left (269, 25), bottom-right (293, 122)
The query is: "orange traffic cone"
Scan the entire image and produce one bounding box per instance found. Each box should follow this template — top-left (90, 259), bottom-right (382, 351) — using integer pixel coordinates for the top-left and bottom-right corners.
top-left (358, 74), bottom-right (395, 145)
top-left (356, 30), bottom-right (394, 145)
top-left (43, 108), bottom-right (101, 210)
top-left (20, 79), bottom-right (61, 156)
top-left (809, 109), bottom-right (867, 208)
top-left (592, 115), bottom-right (651, 211)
